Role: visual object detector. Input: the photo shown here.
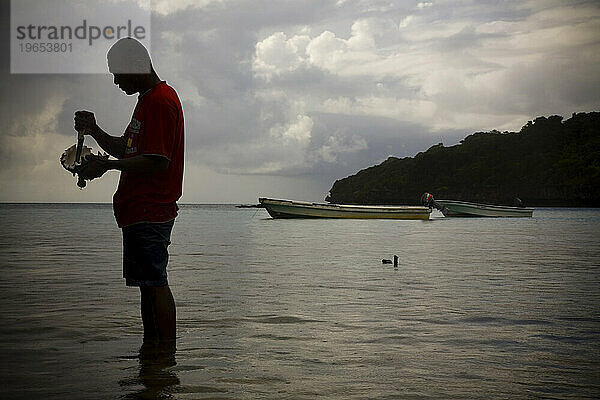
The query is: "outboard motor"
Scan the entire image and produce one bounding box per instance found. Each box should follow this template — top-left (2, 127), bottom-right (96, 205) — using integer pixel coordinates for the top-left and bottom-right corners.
top-left (513, 197), bottom-right (525, 208)
top-left (421, 192), bottom-right (447, 213)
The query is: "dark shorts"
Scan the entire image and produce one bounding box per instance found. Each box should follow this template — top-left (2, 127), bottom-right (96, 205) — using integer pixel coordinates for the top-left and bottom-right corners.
top-left (122, 219), bottom-right (174, 287)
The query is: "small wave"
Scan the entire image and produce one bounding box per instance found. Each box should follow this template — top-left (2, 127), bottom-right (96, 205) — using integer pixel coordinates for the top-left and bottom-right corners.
top-left (251, 333), bottom-right (300, 341)
top-left (511, 318), bottom-right (552, 326)
top-left (171, 364), bottom-right (206, 372)
top-left (460, 316), bottom-right (553, 326)
top-left (531, 334), bottom-right (593, 344)
top-left (218, 376), bottom-right (288, 385)
top-left (461, 316), bottom-right (506, 324)
top-left (171, 385), bottom-right (228, 394)
top-left (249, 315), bottom-right (322, 324)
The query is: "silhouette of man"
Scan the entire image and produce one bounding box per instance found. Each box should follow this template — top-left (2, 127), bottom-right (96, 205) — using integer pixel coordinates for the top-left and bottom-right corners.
top-left (75, 37), bottom-right (184, 350)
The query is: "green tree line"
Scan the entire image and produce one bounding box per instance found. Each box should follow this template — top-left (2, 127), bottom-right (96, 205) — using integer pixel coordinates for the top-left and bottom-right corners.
top-left (326, 112), bottom-right (600, 206)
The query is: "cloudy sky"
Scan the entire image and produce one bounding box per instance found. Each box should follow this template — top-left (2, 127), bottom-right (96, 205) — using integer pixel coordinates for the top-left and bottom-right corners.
top-left (1, 0), bottom-right (599, 203)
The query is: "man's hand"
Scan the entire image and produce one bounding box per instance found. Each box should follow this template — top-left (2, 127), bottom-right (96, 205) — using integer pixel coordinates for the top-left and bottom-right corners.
top-left (74, 110), bottom-right (97, 135)
top-left (74, 111), bottom-right (126, 159)
top-left (78, 154), bottom-right (109, 180)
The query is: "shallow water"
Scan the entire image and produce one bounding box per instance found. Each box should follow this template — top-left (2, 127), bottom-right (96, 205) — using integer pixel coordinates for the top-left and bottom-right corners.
top-left (1, 204), bottom-right (599, 399)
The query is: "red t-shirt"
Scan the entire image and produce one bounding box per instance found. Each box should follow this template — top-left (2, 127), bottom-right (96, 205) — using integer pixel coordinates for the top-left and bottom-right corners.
top-left (113, 81), bottom-right (184, 227)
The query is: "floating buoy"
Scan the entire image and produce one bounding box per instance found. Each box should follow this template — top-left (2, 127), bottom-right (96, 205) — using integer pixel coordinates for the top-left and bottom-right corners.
top-left (382, 256), bottom-right (399, 267)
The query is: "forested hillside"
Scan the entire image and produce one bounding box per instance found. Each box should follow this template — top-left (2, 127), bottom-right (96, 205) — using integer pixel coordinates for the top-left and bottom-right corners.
top-left (326, 112), bottom-right (600, 206)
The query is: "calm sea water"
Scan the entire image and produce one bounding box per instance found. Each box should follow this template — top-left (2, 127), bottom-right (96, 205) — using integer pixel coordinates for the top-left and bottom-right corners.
top-left (0, 204), bottom-right (599, 399)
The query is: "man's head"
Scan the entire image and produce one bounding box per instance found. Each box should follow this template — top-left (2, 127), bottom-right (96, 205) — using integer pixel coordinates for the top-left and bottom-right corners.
top-left (107, 37), bottom-right (155, 95)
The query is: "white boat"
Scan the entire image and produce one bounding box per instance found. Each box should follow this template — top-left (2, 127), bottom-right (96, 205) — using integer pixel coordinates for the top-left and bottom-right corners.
top-left (259, 198), bottom-right (431, 220)
top-left (435, 199), bottom-right (533, 217)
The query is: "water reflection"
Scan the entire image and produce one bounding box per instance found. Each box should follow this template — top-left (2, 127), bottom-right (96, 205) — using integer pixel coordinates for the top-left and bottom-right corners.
top-left (121, 344), bottom-right (179, 399)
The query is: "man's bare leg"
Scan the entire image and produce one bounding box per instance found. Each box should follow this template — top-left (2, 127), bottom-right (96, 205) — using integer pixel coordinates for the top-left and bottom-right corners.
top-left (140, 285), bottom-right (176, 347)
top-left (140, 287), bottom-right (159, 344)
top-left (153, 285), bottom-right (176, 346)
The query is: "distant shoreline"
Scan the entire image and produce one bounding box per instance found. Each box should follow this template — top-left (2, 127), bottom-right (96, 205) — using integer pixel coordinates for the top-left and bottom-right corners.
top-left (326, 112), bottom-right (600, 207)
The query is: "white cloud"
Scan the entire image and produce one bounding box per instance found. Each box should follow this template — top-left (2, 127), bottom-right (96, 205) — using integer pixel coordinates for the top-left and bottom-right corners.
top-left (254, 18), bottom-right (398, 79)
top-left (316, 133), bottom-right (368, 163)
top-left (150, 0), bottom-right (220, 15)
top-left (399, 15), bottom-right (414, 28)
top-left (270, 114), bottom-right (313, 144)
top-left (253, 32), bottom-right (310, 80)
top-left (400, 18), bottom-right (471, 41)
top-left (7, 95), bottom-right (66, 139)
top-left (321, 95), bottom-right (437, 124)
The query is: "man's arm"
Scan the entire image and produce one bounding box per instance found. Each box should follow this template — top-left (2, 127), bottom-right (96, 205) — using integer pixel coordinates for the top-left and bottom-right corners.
top-left (75, 110), bottom-right (126, 159)
top-left (106, 154), bottom-right (169, 173)
top-left (78, 154), bottom-right (169, 180)
top-left (89, 125), bottom-right (127, 159)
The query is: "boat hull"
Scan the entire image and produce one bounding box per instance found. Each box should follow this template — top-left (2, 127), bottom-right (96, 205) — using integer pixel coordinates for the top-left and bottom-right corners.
top-left (259, 198), bottom-right (431, 220)
top-left (437, 200), bottom-right (533, 217)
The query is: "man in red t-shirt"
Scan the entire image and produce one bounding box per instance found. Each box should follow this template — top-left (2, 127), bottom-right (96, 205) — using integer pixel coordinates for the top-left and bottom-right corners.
top-left (75, 38), bottom-right (184, 351)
